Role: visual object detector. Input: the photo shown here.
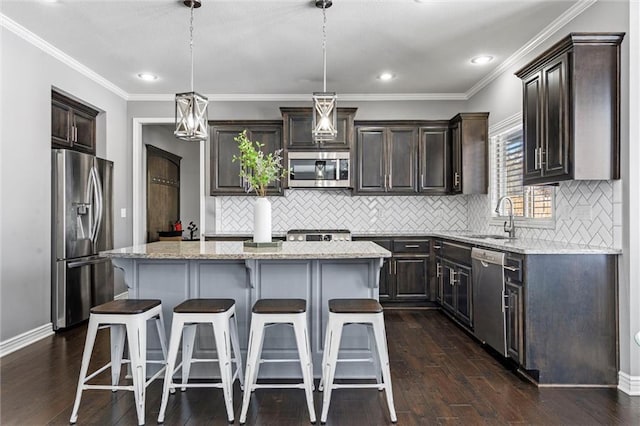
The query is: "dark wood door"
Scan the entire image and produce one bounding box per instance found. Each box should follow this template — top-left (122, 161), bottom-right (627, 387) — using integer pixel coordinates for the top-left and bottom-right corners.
top-left (210, 123), bottom-right (283, 195)
top-left (455, 265), bottom-right (472, 327)
top-left (523, 71), bottom-right (543, 183)
top-left (450, 121), bottom-right (462, 193)
top-left (441, 261), bottom-right (455, 314)
top-left (419, 126), bottom-right (449, 193)
top-left (435, 257), bottom-right (443, 303)
top-left (371, 239), bottom-right (393, 300)
top-left (356, 127), bottom-right (386, 193)
top-left (146, 145), bottom-right (181, 242)
top-left (52, 100), bottom-right (71, 147)
top-left (387, 127), bottom-right (417, 193)
top-left (506, 280), bottom-right (523, 363)
top-left (394, 257), bottom-right (429, 300)
top-left (542, 53), bottom-right (570, 179)
top-left (72, 109), bottom-right (96, 153)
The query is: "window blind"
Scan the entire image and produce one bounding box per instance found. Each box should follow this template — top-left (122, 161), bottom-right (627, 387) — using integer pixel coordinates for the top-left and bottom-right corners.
top-left (491, 127), bottom-right (553, 219)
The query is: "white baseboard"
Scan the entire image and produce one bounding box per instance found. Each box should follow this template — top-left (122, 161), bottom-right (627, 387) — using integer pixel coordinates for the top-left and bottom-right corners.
top-left (618, 371), bottom-right (640, 396)
top-left (114, 291), bottom-right (129, 300)
top-left (0, 323), bottom-right (54, 358)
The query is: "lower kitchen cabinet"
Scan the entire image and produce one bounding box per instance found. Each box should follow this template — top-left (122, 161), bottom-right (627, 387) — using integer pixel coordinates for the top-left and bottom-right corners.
top-left (437, 257), bottom-right (472, 329)
top-left (360, 237), bottom-right (431, 306)
top-left (505, 280), bottom-right (523, 363)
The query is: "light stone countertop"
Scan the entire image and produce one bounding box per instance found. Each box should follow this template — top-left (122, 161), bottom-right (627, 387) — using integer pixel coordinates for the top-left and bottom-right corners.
top-left (203, 231), bottom-right (620, 255)
top-left (101, 241), bottom-right (392, 260)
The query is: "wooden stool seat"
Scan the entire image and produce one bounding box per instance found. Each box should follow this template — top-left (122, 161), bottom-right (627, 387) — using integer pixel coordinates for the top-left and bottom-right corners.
top-left (240, 298), bottom-right (315, 424)
top-left (329, 298), bottom-right (383, 314)
top-left (173, 298), bottom-right (235, 314)
top-left (252, 298), bottom-right (306, 314)
top-left (90, 299), bottom-right (161, 315)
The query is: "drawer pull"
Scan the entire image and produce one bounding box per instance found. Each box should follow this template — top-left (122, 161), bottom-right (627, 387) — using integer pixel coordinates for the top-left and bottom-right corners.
top-left (404, 244), bottom-right (420, 248)
top-left (433, 245), bottom-right (442, 249)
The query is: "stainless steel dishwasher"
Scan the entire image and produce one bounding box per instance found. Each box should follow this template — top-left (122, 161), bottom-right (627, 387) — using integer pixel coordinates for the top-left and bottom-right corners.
top-left (471, 247), bottom-right (507, 356)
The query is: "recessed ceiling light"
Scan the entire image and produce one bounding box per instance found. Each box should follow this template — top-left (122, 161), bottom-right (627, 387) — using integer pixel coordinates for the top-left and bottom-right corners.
top-left (137, 73), bottom-right (158, 81)
top-left (378, 72), bottom-right (395, 81)
top-left (470, 55), bottom-right (494, 65)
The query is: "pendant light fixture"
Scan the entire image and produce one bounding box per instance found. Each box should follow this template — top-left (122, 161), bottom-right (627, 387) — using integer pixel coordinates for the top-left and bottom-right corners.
top-left (312, 0), bottom-right (337, 142)
top-left (175, 0), bottom-right (208, 142)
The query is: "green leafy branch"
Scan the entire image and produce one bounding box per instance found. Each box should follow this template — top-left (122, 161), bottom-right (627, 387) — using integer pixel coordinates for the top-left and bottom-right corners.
top-left (232, 130), bottom-right (287, 197)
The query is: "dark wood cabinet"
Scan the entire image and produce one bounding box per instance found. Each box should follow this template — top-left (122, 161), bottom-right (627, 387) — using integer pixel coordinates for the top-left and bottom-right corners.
top-left (505, 280), bottom-right (523, 363)
top-left (209, 122), bottom-right (283, 195)
top-left (355, 125), bottom-right (417, 194)
top-left (51, 91), bottom-right (98, 154)
top-left (516, 32), bottom-right (624, 185)
top-left (448, 113), bottom-right (488, 194)
top-left (419, 123), bottom-right (450, 194)
top-left (362, 237), bottom-right (430, 305)
top-left (434, 240), bottom-right (473, 329)
top-left (280, 107), bottom-right (356, 150)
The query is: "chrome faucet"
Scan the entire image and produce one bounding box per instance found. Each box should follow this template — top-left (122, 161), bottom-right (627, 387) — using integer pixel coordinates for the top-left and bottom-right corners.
top-left (495, 196), bottom-right (516, 239)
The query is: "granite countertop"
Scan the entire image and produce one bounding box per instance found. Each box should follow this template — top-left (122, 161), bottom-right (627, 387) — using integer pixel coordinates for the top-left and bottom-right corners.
top-left (202, 231), bottom-right (620, 255)
top-left (101, 241), bottom-right (392, 260)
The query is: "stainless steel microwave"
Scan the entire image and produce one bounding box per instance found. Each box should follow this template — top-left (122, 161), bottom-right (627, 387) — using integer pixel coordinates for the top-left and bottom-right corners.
top-left (287, 151), bottom-right (351, 188)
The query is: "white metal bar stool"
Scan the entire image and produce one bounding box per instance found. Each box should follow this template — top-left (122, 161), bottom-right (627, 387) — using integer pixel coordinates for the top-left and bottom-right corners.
top-left (239, 298), bottom-right (315, 424)
top-left (70, 299), bottom-right (168, 426)
top-left (319, 298), bottom-right (397, 424)
top-left (158, 298), bottom-right (244, 424)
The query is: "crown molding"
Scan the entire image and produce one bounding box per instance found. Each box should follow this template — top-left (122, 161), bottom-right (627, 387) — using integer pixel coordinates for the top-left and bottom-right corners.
top-left (465, 0), bottom-right (597, 99)
top-left (0, 13), bottom-right (129, 100)
top-left (488, 112), bottom-right (522, 135)
top-left (127, 92), bottom-right (469, 102)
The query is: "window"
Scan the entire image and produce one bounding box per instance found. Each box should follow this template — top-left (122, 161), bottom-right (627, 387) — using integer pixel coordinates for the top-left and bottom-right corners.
top-left (490, 118), bottom-right (554, 225)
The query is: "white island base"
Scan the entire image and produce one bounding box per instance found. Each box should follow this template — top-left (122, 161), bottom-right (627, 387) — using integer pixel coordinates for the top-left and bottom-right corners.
top-left (103, 241), bottom-right (391, 379)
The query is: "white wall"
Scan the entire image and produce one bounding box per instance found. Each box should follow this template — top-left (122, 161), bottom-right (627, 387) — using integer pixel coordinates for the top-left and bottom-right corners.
top-left (0, 28), bottom-right (128, 342)
top-left (466, 0), bottom-right (640, 386)
top-left (142, 125), bottom-right (200, 236)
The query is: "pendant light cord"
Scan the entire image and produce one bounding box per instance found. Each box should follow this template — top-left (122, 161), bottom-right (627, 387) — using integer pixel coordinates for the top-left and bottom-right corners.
top-left (189, 1), bottom-right (195, 92)
top-left (322, 2), bottom-right (327, 92)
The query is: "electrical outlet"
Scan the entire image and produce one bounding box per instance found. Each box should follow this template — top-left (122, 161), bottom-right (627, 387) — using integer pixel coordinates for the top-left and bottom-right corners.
top-left (120, 208), bottom-right (127, 218)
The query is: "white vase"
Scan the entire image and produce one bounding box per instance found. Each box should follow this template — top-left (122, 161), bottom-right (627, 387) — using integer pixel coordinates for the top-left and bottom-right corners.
top-left (253, 197), bottom-right (272, 243)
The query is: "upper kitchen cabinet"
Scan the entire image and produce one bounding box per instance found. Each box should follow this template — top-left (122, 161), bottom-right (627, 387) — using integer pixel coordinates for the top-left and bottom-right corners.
top-left (51, 90), bottom-right (98, 154)
top-left (355, 123), bottom-right (417, 194)
top-left (280, 107), bottom-right (357, 150)
top-left (210, 122), bottom-right (283, 196)
top-left (418, 122), bottom-right (450, 194)
top-left (515, 32), bottom-right (624, 185)
top-left (449, 113), bottom-right (489, 194)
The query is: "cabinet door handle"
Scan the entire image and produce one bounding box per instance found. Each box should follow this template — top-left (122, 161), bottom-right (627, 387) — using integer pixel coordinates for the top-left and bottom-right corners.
top-left (404, 244), bottom-right (420, 248)
top-left (388, 174), bottom-right (392, 189)
top-left (433, 245), bottom-right (442, 249)
top-left (393, 260), bottom-right (397, 275)
top-left (421, 173), bottom-right (424, 188)
top-left (534, 147), bottom-right (539, 170)
top-left (454, 172), bottom-right (460, 187)
top-left (450, 270), bottom-right (457, 285)
top-left (539, 147), bottom-right (545, 168)
top-left (503, 293), bottom-right (509, 312)
top-left (503, 265), bottom-right (519, 272)
top-left (436, 263), bottom-right (442, 278)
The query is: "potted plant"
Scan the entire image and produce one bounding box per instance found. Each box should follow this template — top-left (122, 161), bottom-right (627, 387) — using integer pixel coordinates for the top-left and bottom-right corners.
top-left (233, 130), bottom-right (287, 243)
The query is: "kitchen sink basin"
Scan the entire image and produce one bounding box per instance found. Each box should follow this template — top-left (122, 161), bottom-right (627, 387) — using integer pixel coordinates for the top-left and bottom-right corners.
top-left (467, 234), bottom-right (513, 240)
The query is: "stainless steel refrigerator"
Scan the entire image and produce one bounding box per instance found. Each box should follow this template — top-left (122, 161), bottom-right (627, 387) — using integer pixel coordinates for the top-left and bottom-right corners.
top-left (52, 149), bottom-right (114, 330)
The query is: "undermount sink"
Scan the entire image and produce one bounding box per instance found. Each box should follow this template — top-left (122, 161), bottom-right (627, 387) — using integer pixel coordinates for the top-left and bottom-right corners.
top-left (466, 234), bottom-right (513, 240)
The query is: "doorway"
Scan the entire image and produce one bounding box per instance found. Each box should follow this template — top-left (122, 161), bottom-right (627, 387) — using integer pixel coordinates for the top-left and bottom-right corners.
top-left (146, 144), bottom-right (181, 242)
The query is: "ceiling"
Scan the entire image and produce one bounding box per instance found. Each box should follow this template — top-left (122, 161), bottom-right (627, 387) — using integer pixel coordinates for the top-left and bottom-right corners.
top-left (1, 0), bottom-right (587, 99)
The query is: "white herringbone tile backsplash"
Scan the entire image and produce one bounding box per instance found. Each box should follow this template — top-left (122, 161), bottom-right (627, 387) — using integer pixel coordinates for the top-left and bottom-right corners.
top-left (468, 180), bottom-right (617, 248)
top-left (208, 180), bottom-right (616, 248)
top-left (210, 190), bottom-right (468, 234)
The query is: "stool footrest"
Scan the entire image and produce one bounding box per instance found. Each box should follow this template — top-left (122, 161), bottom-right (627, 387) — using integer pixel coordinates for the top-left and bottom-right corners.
top-left (171, 382), bottom-right (225, 389)
top-left (258, 358), bottom-right (302, 364)
top-left (252, 383), bottom-right (308, 390)
top-left (83, 384), bottom-right (134, 391)
top-left (329, 383), bottom-right (385, 389)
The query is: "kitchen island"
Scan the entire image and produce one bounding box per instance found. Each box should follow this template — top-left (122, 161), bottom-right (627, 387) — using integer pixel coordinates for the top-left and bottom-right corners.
top-left (101, 241), bottom-right (391, 378)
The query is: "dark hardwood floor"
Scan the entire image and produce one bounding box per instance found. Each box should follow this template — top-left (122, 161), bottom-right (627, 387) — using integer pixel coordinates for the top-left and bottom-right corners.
top-left (1, 310), bottom-right (638, 425)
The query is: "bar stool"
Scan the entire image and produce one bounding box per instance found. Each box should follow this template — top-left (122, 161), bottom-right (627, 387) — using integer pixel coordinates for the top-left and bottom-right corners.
top-left (157, 299), bottom-right (244, 424)
top-left (319, 298), bottom-right (397, 424)
top-left (70, 299), bottom-right (168, 426)
top-left (239, 299), bottom-right (315, 424)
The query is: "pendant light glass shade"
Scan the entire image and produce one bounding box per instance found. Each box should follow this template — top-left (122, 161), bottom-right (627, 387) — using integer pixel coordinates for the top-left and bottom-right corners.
top-left (312, 91), bottom-right (337, 141)
top-left (312, 0), bottom-right (337, 143)
top-left (175, 91), bottom-right (208, 141)
top-left (175, 0), bottom-right (208, 142)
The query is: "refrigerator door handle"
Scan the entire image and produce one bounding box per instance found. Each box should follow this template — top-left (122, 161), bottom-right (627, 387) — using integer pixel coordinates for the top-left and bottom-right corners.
top-left (90, 167), bottom-right (103, 245)
top-left (67, 256), bottom-right (109, 268)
